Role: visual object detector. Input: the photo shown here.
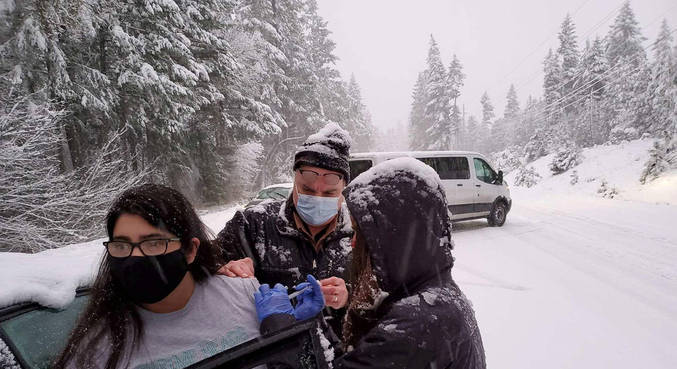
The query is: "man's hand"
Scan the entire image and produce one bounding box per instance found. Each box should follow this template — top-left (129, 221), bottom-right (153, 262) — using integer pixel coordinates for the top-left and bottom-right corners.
top-left (319, 276), bottom-right (349, 309)
top-left (217, 257), bottom-right (255, 278)
top-left (293, 275), bottom-right (325, 321)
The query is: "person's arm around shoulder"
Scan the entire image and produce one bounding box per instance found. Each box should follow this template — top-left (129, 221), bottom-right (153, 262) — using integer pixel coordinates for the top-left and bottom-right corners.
top-left (214, 210), bottom-right (256, 278)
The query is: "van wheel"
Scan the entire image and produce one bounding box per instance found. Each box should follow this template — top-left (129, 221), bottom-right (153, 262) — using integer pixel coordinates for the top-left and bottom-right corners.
top-left (488, 202), bottom-right (507, 227)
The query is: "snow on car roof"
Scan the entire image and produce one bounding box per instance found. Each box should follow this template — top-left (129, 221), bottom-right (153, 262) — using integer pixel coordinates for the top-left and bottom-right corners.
top-left (0, 240), bottom-right (103, 309)
top-left (350, 150), bottom-right (486, 160)
top-left (261, 182), bottom-right (293, 190)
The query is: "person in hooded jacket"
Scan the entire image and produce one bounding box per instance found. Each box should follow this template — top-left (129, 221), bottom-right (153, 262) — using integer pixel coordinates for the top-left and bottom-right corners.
top-left (215, 123), bottom-right (354, 337)
top-left (255, 156), bottom-right (486, 369)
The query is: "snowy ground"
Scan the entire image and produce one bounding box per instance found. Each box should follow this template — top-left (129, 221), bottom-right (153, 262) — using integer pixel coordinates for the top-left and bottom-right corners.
top-left (452, 139), bottom-right (677, 368)
top-left (453, 190), bottom-right (677, 369)
top-left (1, 139), bottom-right (675, 368)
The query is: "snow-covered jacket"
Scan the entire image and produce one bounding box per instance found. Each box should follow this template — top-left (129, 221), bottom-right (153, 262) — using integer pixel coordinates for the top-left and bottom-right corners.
top-left (334, 157), bottom-right (486, 369)
top-left (215, 196), bottom-right (353, 334)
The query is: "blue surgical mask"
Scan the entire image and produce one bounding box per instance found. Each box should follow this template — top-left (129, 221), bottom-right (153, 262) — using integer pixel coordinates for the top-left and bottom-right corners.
top-left (295, 187), bottom-right (340, 226)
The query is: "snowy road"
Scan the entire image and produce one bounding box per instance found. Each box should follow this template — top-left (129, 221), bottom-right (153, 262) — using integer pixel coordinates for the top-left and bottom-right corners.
top-left (452, 190), bottom-right (677, 369)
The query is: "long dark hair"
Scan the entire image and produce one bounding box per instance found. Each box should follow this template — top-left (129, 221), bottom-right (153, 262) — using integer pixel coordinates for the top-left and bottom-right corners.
top-left (343, 222), bottom-right (380, 348)
top-left (54, 184), bottom-right (223, 369)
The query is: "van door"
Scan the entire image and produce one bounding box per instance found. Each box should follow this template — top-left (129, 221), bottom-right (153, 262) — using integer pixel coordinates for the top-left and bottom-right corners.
top-left (472, 157), bottom-right (500, 214)
top-left (416, 156), bottom-right (474, 219)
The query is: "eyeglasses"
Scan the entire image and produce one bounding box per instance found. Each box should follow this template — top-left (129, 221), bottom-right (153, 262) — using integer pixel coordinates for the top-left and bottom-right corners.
top-left (297, 169), bottom-right (343, 185)
top-left (103, 238), bottom-right (180, 258)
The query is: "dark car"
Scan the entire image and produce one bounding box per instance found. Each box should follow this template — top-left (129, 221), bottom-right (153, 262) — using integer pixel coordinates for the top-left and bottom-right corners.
top-left (244, 183), bottom-right (293, 209)
top-left (0, 290), bottom-right (329, 369)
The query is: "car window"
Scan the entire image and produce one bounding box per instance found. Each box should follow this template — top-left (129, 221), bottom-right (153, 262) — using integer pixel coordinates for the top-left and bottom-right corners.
top-left (0, 295), bottom-right (89, 369)
top-left (349, 160), bottom-right (373, 182)
top-left (473, 158), bottom-right (498, 184)
top-left (257, 187), bottom-right (290, 200)
top-left (416, 157), bottom-right (470, 180)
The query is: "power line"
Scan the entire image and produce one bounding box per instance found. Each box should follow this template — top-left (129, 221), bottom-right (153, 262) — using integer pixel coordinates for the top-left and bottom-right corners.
top-left (510, 0), bottom-right (627, 95)
top-left (507, 4), bottom-right (675, 122)
top-left (495, 0), bottom-right (595, 87)
top-left (519, 29), bottom-right (676, 129)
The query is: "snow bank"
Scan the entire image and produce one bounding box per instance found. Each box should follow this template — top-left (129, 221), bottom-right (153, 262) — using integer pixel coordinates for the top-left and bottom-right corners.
top-left (0, 240), bottom-right (103, 309)
top-left (506, 139), bottom-right (677, 205)
top-left (0, 205), bottom-right (242, 309)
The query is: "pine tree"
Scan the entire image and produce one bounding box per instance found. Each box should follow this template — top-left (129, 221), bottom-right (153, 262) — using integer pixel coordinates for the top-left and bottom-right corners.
top-left (465, 115), bottom-right (479, 151)
top-left (543, 48), bottom-right (562, 124)
top-left (409, 72), bottom-right (428, 150)
top-left (557, 13), bottom-right (580, 110)
top-left (503, 84), bottom-right (520, 146)
top-left (577, 37), bottom-right (608, 100)
top-left (604, 0), bottom-right (650, 139)
top-left (345, 75), bottom-right (374, 152)
top-left (647, 20), bottom-right (675, 134)
top-left (480, 91), bottom-right (495, 126)
top-left (606, 1), bottom-right (646, 68)
top-left (504, 84), bottom-right (520, 119)
top-left (447, 55), bottom-right (465, 148)
top-left (422, 36), bottom-right (453, 150)
top-left (479, 91), bottom-right (495, 152)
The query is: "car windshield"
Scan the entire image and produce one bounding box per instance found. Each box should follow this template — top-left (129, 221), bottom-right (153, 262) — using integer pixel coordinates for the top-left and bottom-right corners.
top-left (0, 295), bottom-right (88, 369)
top-left (256, 187), bottom-right (290, 200)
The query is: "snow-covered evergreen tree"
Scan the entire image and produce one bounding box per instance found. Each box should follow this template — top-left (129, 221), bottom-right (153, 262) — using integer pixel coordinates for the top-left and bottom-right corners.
top-left (549, 143), bottom-right (582, 174)
top-left (464, 115), bottom-right (479, 151)
top-left (557, 13), bottom-right (580, 112)
top-left (447, 55), bottom-right (465, 148)
top-left (480, 91), bottom-right (495, 126)
top-left (409, 72), bottom-right (428, 150)
top-left (646, 20), bottom-right (675, 135)
top-left (543, 48), bottom-right (563, 123)
top-left (504, 84), bottom-right (520, 119)
top-left (604, 0), bottom-right (650, 139)
top-left (423, 36), bottom-right (453, 150)
top-left (640, 132), bottom-right (676, 184)
top-left (345, 75), bottom-right (374, 152)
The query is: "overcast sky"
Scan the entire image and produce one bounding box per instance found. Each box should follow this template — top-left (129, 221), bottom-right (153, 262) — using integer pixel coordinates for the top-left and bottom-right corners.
top-left (316, 0), bottom-right (677, 131)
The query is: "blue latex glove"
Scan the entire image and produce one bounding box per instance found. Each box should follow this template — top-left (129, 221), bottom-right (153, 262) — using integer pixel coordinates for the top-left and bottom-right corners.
top-left (293, 275), bottom-right (325, 321)
top-left (254, 283), bottom-right (294, 323)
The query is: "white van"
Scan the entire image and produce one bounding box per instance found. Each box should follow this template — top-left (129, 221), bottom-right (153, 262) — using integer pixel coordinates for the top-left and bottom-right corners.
top-left (349, 151), bottom-right (512, 226)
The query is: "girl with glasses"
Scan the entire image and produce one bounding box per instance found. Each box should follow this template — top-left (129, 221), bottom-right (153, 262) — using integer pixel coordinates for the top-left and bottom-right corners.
top-left (54, 184), bottom-right (317, 369)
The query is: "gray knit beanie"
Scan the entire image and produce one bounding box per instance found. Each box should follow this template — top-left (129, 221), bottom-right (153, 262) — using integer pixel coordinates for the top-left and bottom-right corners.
top-left (293, 123), bottom-right (353, 182)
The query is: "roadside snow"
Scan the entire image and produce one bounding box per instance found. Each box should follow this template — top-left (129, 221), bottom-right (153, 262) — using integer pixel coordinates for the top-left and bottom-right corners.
top-left (506, 138), bottom-right (677, 205)
top-left (453, 188), bottom-right (677, 369)
top-left (0, 204), bottom-right (242, 309)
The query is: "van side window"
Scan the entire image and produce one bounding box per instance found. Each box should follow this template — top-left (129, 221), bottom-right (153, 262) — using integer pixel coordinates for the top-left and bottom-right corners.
top-left (416, 157), bottom-right (470, 180)
top-left (473, 158), bottom-right (498, 184)
top-left (349, 160), bottom-right (373, 182)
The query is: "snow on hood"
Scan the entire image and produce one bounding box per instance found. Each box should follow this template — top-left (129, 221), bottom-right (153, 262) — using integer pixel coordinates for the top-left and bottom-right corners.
top-left (0, 240), bottom-right (103, 309)
top-left (343, 157), bottom-right (454, 295)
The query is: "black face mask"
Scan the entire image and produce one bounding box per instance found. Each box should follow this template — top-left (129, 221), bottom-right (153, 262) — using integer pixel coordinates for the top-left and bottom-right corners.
top-left (109, 249), bottom-right (189, 304)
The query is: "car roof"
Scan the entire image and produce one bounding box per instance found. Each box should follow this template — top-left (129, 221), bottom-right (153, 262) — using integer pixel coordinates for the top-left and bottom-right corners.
top-left (350, 150), bottom-right (487, 160)
top-left (0, 241), bottom-right (101, 310)
top-left (260, 183), bottom-right (293, 190)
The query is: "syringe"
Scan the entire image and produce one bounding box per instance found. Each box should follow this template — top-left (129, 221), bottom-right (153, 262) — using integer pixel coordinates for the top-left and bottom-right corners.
top-left (287, 286), bottom-right (311, 300)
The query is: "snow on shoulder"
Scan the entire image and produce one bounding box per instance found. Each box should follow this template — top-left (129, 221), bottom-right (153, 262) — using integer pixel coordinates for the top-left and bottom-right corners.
top-left (0, 240), bottom-right (103, 309)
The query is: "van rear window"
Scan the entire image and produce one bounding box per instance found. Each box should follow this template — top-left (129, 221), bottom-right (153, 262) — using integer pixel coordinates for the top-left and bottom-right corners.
top-left (349, 160), bottom-right (373, 182)
top-left (416, 157), bottom-right (470, 180)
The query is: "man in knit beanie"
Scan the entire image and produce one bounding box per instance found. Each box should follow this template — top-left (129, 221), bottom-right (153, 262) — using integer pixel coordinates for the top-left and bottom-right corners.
top-left (215, 123), bottom-right (354, 336)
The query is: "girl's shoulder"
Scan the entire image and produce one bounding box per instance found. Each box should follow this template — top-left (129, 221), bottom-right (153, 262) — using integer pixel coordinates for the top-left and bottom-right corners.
top-left (208, 275), bottom-right (261, 296)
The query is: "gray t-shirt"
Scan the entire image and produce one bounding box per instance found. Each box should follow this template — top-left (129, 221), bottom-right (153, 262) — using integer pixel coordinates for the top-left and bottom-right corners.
top-left (73, 275), bottom-right (261, 369)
